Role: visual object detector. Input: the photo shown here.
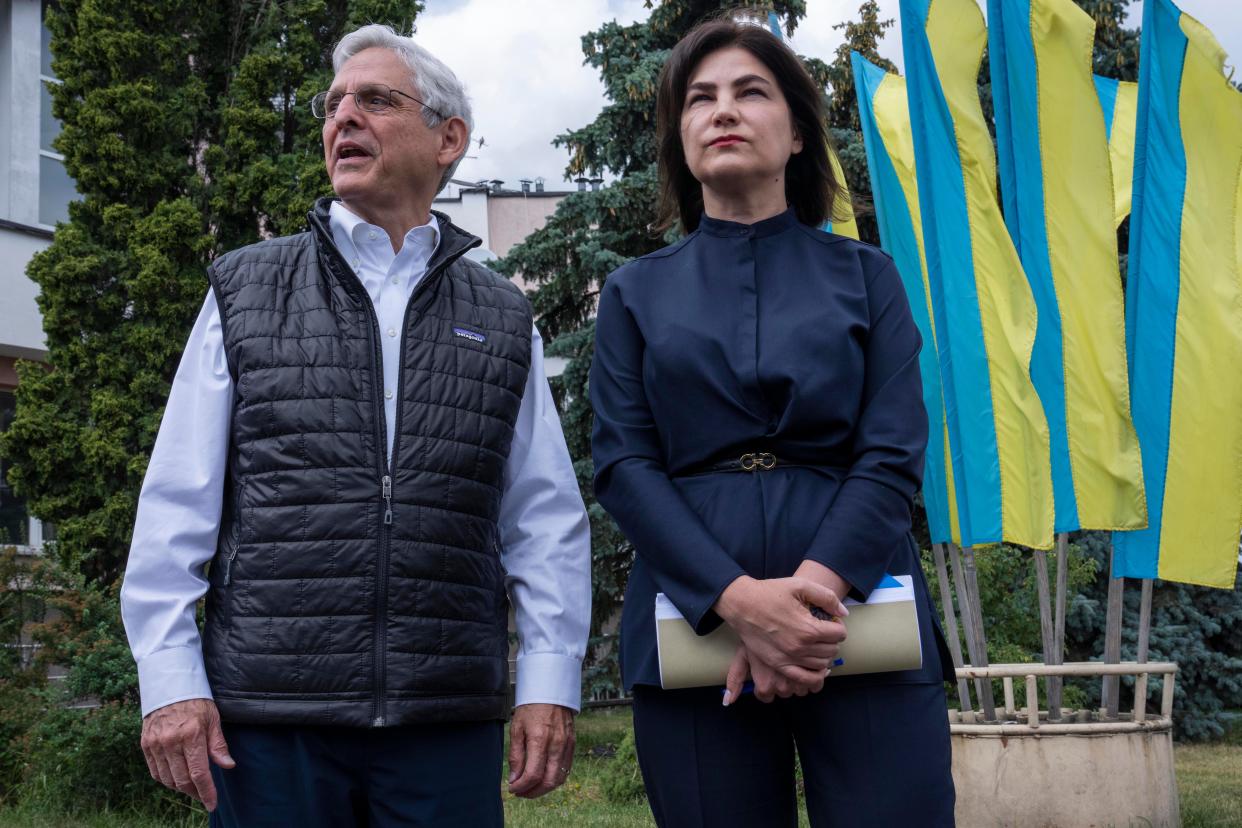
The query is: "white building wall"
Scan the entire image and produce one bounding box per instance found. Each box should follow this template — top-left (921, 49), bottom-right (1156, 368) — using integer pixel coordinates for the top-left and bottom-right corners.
top-left (0, 0), bottom-right (51, 362)
top-left (432, 187), bottom-right (492, 255)
top-left (0, 228), bottom-right (49, 360)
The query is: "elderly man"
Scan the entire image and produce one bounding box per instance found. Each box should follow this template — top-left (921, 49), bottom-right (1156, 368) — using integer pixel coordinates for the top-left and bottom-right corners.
top-left (120, 24), bottom-right (591, 827)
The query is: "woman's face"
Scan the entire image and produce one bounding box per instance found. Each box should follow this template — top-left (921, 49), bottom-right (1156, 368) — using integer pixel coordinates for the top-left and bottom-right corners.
top-left (679, 46), bottom-right (803, 197)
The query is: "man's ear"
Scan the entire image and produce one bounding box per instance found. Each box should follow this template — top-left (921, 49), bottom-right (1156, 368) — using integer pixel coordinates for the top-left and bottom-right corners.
top-left (437, 116), bottom-right (471, 169)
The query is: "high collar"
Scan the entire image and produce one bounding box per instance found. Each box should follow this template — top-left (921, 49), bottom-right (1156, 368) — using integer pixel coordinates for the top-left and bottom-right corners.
top-left (697, 207), bottom-right (799, 239)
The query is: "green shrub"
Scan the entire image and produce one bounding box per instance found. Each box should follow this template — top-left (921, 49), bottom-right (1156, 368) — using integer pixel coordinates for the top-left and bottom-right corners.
top-left (16, 698), bottom-right (178, 815)
top-left (599, 731), bottom-right (645, 804)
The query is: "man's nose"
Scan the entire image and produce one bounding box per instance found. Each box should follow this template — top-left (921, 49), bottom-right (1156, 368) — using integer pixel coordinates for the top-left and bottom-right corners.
top-left (332, 93), bottom-right (365, 129)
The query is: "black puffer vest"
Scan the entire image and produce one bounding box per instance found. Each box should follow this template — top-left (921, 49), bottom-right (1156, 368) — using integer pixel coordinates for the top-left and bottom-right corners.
top-left (201, 197), bottom-right (532, 727)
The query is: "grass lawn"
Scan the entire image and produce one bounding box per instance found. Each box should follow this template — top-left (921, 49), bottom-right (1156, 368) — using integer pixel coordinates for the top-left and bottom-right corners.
top-left (1, 708), bottom-right (1238, 827)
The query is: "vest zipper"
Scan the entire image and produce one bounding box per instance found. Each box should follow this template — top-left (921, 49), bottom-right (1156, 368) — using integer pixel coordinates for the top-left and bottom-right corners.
top-left (382, 475), bottom-right (393, 525)
top-left (308, 210), bottom-right (479, 729)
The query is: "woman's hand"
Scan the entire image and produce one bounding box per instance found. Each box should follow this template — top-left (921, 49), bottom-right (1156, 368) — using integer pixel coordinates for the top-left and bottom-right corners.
top-left (713, 575), bottom-right (848, 684)
top-left (723, 644), bottom-right (828, 706)
top-left (793, 559), bottom-right (853, 603)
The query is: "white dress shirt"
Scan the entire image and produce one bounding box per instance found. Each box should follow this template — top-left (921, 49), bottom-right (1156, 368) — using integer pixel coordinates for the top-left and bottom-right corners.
top-left (120, 202), bottom-right (591, 717)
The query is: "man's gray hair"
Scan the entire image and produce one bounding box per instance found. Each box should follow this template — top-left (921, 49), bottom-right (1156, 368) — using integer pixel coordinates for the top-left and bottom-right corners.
top-left (333, 24), bottom-right (473, 193)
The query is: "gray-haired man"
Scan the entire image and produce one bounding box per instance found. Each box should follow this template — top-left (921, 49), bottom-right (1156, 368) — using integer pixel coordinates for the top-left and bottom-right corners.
top-left (120, 24), bottom-right (591, 827)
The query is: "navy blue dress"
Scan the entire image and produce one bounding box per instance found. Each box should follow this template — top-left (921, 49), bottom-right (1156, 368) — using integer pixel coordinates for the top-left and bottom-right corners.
top-left (590, 209), bottom-right (955, 827)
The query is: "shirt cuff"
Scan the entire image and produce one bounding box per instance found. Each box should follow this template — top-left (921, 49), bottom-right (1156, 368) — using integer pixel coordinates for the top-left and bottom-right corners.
top-left (514, 652), bottom-right (583, 711)
top-left (136, 645), bottom-right (214, 717)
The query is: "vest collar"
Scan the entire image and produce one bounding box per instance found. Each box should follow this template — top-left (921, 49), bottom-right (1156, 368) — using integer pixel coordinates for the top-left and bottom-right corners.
top-left (308, 197), bottom-right (482, 301)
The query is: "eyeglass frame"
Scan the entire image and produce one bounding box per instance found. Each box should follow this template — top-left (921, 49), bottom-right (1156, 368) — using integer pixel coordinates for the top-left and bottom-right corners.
top-left (310, 84), bottom-right (446, 122)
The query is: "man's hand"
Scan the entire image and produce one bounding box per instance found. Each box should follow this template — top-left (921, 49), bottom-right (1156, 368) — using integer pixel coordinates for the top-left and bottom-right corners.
top-left (714, 575), bottom-right (848, 693)
top-left (140, 698), bottom-right (235, 811)
top-left (507, 703), bottom-right (575, 799)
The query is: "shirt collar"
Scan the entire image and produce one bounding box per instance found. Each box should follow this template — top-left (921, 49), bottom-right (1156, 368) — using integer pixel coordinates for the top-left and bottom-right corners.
top-left (328, 200), bottom-right (441, 261)
top-left (698, 207), bottom-right (799, 239)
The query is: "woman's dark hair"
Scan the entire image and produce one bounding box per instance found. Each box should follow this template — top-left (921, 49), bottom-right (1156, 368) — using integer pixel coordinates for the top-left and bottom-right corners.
top-left (655, 17), bottom-right (843, 234)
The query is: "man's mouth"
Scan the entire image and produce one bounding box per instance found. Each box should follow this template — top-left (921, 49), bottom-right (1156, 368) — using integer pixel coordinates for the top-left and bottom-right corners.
top-left (336, 143), bottom-right (371, 162)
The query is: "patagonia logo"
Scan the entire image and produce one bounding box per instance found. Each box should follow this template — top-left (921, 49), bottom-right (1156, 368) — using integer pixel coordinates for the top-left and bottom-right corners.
top-left (452, 327), bottom-right (486, 344)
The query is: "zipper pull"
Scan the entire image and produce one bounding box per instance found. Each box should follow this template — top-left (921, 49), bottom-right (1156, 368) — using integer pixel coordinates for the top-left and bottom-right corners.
top-left (382, 475), bottom-right (393, 525)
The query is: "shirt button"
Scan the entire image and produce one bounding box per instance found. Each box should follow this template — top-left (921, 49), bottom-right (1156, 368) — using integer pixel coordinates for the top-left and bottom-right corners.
top-left (384, 389), bottom-right (394, 400)
top-left (352, 258), bottom-right (360, 268)
top-left (368, 231), bottom-right (377, 240)
top-left (387, 328), bottom-right (396, 337)
top-left (391, 277), bottom-right (399, 285)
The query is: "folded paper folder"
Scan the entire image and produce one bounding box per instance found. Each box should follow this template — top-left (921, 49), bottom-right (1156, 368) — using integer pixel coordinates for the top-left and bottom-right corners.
top-left (655, 574), bottom-right (922, 690)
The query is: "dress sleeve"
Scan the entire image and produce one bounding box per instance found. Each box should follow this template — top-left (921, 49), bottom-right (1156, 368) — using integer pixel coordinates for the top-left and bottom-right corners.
top-left (803, 259), bottom-right (928, 599)
top-left (590, 276), bottom-right (746, 633)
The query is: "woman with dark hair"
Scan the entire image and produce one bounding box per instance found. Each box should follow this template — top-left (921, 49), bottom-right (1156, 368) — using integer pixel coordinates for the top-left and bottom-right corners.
top-left (589, 17), bottom-right (957, 828)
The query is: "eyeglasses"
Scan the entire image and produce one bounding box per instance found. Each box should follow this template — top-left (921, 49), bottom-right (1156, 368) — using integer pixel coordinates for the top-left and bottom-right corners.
top-left (310, 83), bottom-right (445, 121)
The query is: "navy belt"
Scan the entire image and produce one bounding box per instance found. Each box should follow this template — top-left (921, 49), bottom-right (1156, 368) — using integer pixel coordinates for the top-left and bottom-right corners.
top-left (681, 452), bottom-right (787, 476)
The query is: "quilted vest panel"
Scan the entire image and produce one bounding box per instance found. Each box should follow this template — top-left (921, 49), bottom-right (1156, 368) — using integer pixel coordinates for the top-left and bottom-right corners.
top-left (201, 200), bottom-right (532, 727)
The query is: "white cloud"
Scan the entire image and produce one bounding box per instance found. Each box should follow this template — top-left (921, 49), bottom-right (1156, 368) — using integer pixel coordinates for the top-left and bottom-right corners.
top-left (412, 0), bottom-right (1242, 189)
top-left (415, 0), bottom-right (650, 190)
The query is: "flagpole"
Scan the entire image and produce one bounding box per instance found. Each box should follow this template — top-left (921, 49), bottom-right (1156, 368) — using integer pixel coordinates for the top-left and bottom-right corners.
top-left (1134, 577), bottom-right (1154, 717)
top-left (1048, 532), bottom-right (1069, 720)
top-left (1101, 544), bottom-right (1125, 720)
top-left (951, 543), bottom-right (996, 720)
top-left (933, 542), bottom-right (973, 712)
top-left (961, 546), bottom-right (997, 720)
top-left (1033, 545), bottom-right (1056, 721)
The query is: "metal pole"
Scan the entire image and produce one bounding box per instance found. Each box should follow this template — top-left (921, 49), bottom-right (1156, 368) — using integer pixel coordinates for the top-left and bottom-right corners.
top-left (1033, 547), bottom-right (1056, 722)
top-left (932, 543), bottom-right (973, 711)
top-left (961, 545), bottom-right (997, 720)
top-left (1101, 549), bottom-right (1125, 719)
top-left (1049, 533), bottom-right (1069, 720)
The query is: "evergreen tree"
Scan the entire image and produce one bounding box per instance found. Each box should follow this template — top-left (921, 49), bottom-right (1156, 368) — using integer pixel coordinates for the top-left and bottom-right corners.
top-left (0, 0), bottom-right (421, 587)
top-left (821, 1), bottom-right (894, 246)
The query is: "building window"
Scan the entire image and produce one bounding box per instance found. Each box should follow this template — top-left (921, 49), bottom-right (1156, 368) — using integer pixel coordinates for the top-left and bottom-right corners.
top-left (39, 4), bottom-right (72, 227)
top-left (0, 391), bottom-right (30, 546)
top-left (0, 390), bottom-right (52, 551)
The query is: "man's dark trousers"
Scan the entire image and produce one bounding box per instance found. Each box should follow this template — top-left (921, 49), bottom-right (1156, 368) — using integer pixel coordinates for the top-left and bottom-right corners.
top-left (208, 719), bottom-right (504, 828)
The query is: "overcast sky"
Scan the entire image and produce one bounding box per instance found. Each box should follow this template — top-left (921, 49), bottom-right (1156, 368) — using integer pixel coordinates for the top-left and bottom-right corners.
top-left (414, 0), bottom-right (1242, 190)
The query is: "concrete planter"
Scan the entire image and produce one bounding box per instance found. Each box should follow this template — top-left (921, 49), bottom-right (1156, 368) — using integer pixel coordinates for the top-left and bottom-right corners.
top-left (949, 662), bottom-right (1180, 828)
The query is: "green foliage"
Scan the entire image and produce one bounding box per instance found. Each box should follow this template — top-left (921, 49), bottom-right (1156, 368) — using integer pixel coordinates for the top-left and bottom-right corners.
top-left (598, 730), bottom-right (644, 804)
top-left (1065, 533), bottom-right (1242, 742)
top-left (16, 702), bottom-right (170, 816)
top-left (923, 542), bottom-right (1096, 710)
top-left (0, 548), bottom-right (162, 810)
top-left (0, 0), bottom-right (422, 587)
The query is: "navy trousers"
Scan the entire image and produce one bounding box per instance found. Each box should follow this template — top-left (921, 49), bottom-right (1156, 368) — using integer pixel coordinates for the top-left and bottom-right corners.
top-left (208, 719), bottom-right (504, 828)
top-left (632, 681), bottom-right (955, 828)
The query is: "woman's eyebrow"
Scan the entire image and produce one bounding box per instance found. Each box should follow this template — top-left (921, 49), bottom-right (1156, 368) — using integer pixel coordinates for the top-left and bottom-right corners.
top-left (687, 74), bottom-right (771, 94)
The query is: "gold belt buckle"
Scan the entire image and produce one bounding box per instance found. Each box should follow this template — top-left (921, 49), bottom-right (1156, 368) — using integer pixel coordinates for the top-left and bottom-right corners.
top-left (739, 452), bottom-right (776, 471)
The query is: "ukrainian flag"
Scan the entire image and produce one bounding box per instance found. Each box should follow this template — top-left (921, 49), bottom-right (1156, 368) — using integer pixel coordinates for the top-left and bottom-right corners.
top-left (899, 0), bottom-right (1054, 550)
top-left (851, 51), bottom-right (960, 547)
top-left (766, 11), bottom-right (860, 239)
top-left (1113, 0), bottom-right (1242, 588)
top-left (1094, 76), bottom-right (1139, 227)
top-left (986, 0), bottom-right (1146, 535)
